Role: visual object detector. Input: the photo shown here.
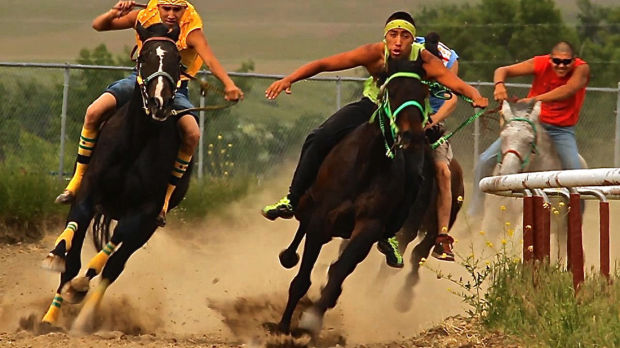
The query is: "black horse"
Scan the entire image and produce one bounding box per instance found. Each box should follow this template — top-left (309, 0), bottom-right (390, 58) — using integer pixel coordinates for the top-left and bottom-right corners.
top-left (40, 23), bottom-right (191, 331)
top-left (272, 58), bottom-right (431, 337)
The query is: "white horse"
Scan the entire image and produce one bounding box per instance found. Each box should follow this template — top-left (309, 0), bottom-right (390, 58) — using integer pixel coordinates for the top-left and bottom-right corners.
top-left (482, 100), bottom-right (586, 261)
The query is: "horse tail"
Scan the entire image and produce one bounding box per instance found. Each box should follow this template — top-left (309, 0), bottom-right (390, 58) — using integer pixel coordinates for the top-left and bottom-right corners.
top-left (278, 222), bottom-right (306, 269)
top-left (92, 211), bottom-right (113, 251)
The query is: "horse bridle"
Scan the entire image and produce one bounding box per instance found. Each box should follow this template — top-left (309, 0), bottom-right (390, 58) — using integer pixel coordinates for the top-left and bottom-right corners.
top-left (498, 116), bottom-right (538, 170)
top-left (371, 72), bottom-right (428, 158)
top-left (136, 36), bottom-right (183, 116)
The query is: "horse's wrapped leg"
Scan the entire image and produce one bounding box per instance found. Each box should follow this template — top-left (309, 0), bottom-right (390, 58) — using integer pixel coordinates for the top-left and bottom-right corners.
top-left (41, 293), bottom-right (64, 325)
top-left (71, 279), bottom-right (110, 334)
top-left (42, 222), bottom-right (78, 273)
top-left (62, 241), bottom-right (118, 304)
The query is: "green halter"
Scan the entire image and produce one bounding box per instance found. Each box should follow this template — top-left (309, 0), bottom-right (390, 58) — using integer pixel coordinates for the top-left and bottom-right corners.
top-left (369, 72), bottom-right (427, 158)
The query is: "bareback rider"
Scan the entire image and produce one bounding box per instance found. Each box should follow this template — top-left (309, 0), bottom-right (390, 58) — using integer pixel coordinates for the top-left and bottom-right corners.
top-left (468, 41), bottom-right (590, 217)
top-left (261, 11), bottom-right (488, 267)
top-left (55, 0), bottom-right (243, 226)
top-left (417, 32), bottom-right (460, 262)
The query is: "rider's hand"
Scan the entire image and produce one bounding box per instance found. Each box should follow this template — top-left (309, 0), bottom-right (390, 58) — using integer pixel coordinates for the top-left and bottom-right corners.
top-left (265, 78), bottom-right (292, 100)
top-left (472, 95), bottom-right (488, 109)
top-left (224, 85), bottom-right (244, 102)
top-left (112, 1), bottom-right (136, 18)
top-left (493, 83), bottom-right (508, 103)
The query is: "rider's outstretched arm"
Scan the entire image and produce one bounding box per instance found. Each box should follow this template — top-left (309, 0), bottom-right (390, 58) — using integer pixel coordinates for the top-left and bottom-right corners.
top-left (265, 43), bottom-right (382, 99)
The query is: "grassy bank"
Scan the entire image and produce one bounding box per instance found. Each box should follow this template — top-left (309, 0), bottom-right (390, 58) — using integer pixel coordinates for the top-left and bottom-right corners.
top-left (433, 224), bottom-right (620, 347)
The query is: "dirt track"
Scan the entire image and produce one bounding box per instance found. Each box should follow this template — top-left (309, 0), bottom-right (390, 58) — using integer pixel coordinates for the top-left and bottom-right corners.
top-left (0, 187), bottom-right (559, 347)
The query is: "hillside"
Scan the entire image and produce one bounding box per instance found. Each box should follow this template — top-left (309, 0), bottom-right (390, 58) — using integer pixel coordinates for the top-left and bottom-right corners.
top-left (1, 0), bottom-right (614, 73)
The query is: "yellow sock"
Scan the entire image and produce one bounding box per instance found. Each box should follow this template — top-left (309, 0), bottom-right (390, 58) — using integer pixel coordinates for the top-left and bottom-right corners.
top-left (65, 127), bottom-right (98, 194)
top-left (161, 150), bottom-right (192, 214)
top-left (441, 226), bottom-right (448, 234)
top-left (54, 221), bottom-right (77, 251)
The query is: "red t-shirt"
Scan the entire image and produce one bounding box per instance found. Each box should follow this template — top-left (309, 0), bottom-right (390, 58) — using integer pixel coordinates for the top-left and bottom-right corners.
top-left (528, 55), bottom-right (588, 127)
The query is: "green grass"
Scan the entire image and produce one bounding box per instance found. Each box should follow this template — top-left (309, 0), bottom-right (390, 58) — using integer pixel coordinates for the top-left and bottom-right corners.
top-left (483, 261), bottom-right (620, 347)
top-left (431, 222), bottom-right (620, 348)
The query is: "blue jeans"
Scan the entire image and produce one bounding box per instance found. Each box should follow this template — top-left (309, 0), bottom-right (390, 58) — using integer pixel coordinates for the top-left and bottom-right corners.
top-left (468, 124), bottom-right (582, 216)
top-left (105, 71), bottom-right (196, 117)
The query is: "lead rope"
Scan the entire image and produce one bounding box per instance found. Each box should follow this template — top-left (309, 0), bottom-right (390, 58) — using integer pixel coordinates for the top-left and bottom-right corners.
top-left (171, 78), bottom-right (238, 115)
top-left (421, 81), bottom-right (498, 150)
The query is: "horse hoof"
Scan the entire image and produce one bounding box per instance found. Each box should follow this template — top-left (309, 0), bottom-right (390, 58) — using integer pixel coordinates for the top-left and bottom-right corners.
top-left (298, 307), bottom-right (323, 338)
top-left (262, 321), bottom-right (288, 334)
top-left (62, 277), bottom-right (90, 304)
top-left (279, 249), bottom-right (300, 269)
top-left (41, 253), bottom-right (66, 273)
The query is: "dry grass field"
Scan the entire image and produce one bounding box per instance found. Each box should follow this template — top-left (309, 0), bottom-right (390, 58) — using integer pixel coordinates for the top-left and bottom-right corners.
top-left (2, 0), bottom-right (615, 73)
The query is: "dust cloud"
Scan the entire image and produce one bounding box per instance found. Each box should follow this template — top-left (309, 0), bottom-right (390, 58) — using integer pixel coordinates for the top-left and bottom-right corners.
top-left (1, 168), bottom-right (617, 346)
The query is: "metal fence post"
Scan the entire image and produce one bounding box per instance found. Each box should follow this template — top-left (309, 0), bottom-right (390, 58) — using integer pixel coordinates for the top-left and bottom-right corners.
top-left (58, 65), bottom-right (70, 180)
top-left (198, 93), bottom-right (205, 179)
top-left (336, 77), bottom-right (342, 110)
top-left (615, 82), bottom-right (620, 167)
top-left (473, 81), bottom-right (481, 174)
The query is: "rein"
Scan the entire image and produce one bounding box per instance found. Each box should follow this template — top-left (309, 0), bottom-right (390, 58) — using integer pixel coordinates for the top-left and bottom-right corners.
top-left (135, 36), bottom-right (237, 116)
top-left (172, 79), bottom-right (238, 115)
top-left (370, 72), bottom-right (427, 158)
top-left (421, 80), bottom-right (496, 150)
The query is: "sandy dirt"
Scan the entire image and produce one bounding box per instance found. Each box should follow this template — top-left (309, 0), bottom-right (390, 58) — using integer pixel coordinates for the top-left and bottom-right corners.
top-left (2, 180), bottom-right (613, 347)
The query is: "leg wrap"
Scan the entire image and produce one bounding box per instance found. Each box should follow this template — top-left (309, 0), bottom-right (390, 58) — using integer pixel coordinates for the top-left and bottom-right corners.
top-left (86, 242), bottom-right (117, 275)
top-left (55, 222), bottom-right (77, 251)
top-left (42, 293), bottom-right (63, 323)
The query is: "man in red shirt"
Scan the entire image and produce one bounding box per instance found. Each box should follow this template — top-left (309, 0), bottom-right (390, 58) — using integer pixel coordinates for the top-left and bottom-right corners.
top-left (469, 41), bottom-right (590, 217)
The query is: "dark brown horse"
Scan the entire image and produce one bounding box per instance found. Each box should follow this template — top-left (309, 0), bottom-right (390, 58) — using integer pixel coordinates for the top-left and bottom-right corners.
top-left (273, 58), bottom-right (431, 337)
top-left (40, 23), bottom-right (192, 332)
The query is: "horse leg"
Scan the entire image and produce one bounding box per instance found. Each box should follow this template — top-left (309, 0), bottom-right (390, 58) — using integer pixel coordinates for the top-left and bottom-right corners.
top-left (279, 220), bottom-right (307, 269)
top-left (72, 213), bottom-right (157, 333)
top-left (41, 204), bottom-right (93, 325)
top-left (276, 231), bottom-right (323, 334)
top-left (300, 220), bottom-right (380, 337)
top-left (61, 232), bottom-right (122, 306)
top-left (396, 226), bottom-right (436, 312)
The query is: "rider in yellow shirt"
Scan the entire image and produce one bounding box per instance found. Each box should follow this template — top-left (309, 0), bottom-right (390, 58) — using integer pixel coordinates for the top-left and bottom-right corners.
top-left (56, 0), bottom-right (243, 225)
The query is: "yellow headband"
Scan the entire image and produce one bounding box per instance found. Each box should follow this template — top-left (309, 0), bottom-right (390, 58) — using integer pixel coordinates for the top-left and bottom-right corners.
top-left (157, 0), bottom-right (188, 6)
top-left (384, 19), bottom-right (416, 38)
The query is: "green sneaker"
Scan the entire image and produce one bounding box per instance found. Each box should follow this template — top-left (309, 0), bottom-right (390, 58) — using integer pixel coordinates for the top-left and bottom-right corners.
top-left (261, 196), bottom-right (294, 220)
top-left (377, 236), bottom-right (404, 268)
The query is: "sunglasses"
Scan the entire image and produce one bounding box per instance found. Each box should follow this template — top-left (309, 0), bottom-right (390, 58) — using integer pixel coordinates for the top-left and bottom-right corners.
top-left (551, 57), bottom-right (573, 66)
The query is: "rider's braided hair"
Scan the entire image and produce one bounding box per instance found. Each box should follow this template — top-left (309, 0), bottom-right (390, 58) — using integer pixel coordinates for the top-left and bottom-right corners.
top-left (424, 32), bottom-right (443, 60)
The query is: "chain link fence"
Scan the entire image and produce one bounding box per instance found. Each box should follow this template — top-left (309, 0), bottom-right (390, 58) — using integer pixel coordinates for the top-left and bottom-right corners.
top-left (0, 63), bottom-right (619, 191)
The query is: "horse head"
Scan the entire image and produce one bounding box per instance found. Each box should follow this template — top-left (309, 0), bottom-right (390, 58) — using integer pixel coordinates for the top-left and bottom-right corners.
top-left (498, 100), bottom-right (541, 174)
top-left (135, 22), bottom-right (182, 122)
top-left (381, 58), bottom-right (427, 151)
